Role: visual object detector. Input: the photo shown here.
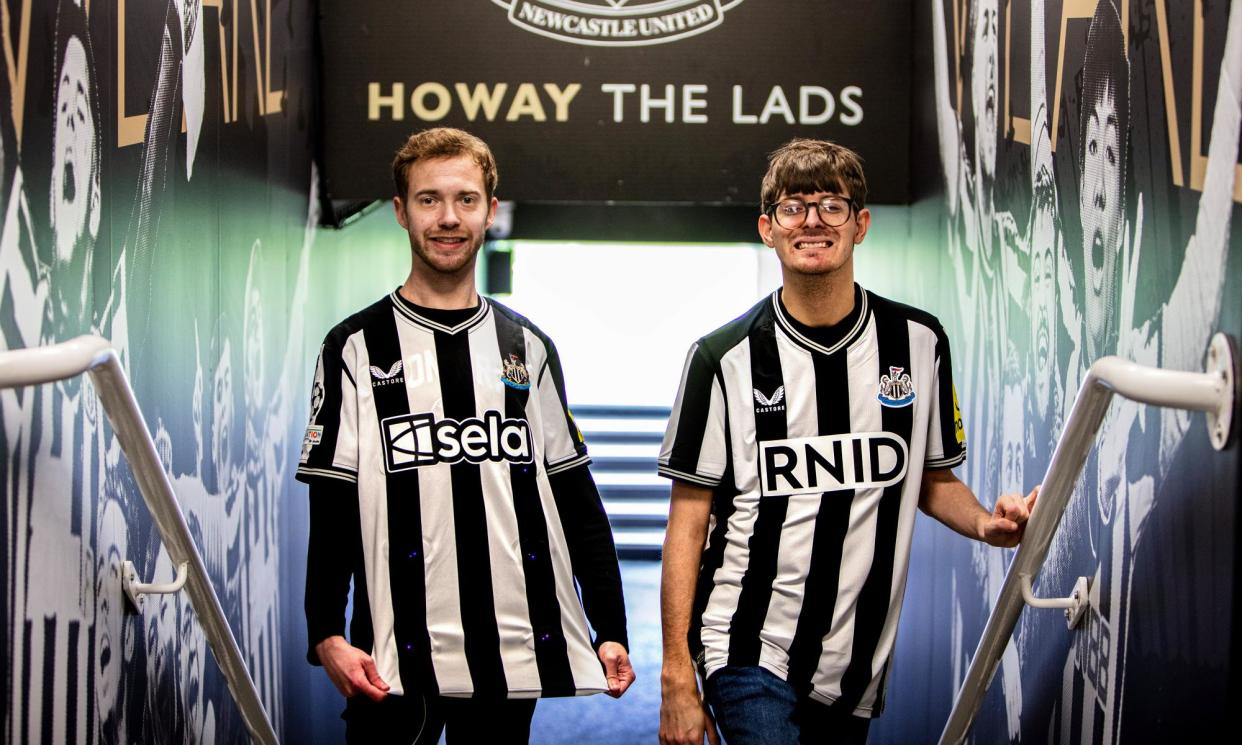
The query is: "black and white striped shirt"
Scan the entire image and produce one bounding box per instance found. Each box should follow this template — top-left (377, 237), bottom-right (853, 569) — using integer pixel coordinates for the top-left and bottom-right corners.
top-left (298, 291), bottom-right (626, 699)
top-left (659, 285), bottom-right (966, 716)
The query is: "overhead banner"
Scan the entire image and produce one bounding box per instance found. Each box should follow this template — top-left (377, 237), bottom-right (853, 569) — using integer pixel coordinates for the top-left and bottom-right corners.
top-left (320, 1), bottom-right (911, 204)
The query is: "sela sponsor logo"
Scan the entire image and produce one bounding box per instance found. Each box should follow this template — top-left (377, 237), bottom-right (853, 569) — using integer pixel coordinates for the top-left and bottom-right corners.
top-left (492, 0), bottom-right (743, 47)
top-left (500, 353), bottom-right (531, 390)
top-left (759, 432), bottom-right (908, 498)
top-left (753, 385), bottom-right (785, 413)
top-left (382, 410), bottom-right (534, 472)
top-left (877, 365), bottom-right (916, 408)
top-left (370, 360), bottom-right (405, 387)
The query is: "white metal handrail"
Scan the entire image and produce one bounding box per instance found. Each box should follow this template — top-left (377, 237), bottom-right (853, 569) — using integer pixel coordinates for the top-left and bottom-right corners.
top-left (0, 336), bottom-right (279, 745)
top-left (938, 333), bottom-right (1237, 745)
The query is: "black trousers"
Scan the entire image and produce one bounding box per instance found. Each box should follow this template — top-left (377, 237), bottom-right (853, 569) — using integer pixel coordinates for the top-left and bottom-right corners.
top-left (343, 693), bottom-right (537, 744)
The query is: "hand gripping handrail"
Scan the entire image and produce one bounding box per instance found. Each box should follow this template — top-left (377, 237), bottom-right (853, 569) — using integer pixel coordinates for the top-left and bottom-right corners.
top-left (938, 333), bottom-right (1237, 745)
top-left (0, 336), bottom-right (279, 745)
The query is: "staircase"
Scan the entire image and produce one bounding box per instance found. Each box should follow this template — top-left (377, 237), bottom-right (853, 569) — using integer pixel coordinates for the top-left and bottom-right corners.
top-left (575, 405), bottom-right (671, 560)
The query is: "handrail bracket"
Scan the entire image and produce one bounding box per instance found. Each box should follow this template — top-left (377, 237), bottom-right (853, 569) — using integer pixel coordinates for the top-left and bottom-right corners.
top-left (1206, 332), bottom-right (1238, 451)
top-left (122, 560), bottom-right (189, 612)
top-left (1019, 572), bottom-right (1090, 629)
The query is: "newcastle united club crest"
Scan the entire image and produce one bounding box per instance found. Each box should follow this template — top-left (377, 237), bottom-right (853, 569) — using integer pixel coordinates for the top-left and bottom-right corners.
top-left (501, 354), bottom-right (531, 390)
top-left (877, 366), bottom-right (916, 408)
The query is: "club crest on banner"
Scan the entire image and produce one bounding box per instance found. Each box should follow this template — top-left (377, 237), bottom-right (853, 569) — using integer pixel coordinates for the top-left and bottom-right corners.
top-left (492, 0), bottom-right (745, 47)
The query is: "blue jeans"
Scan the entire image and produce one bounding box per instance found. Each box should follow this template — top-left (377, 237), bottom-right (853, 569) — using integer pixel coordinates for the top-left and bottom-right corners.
top-left (704, 666), bottom-right (872, 745)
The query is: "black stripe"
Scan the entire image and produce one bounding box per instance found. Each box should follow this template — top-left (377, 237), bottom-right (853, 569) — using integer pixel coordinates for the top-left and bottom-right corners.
top-left (302, 339), bottom-right (350, 479)
top-left (71, 408), bottom-right (83, 536)
top-left (935, 328), bottom-right (964, 462)
top-left (689, 411), bottom-right (736, 663)
top-left (436, 329), bottom-right (508, 696)
top-left (495, 315), bottom-right (575, 696)
top-left (350, 546), bottom-right (372, 665)
top-left (86, 620), bottom-right (94, 745)
top-left (785, 349), bottom-right (854, 696)
top-left (21, 619), bottom-right (31, 742)
top-left (364, 315), bottom-right (437, 695)
top-left (66, 620), bottom-right (78, 745)
top-left (836, 311), bottom-right (914, 711)
top-left (727, 323), bottom-right (789, 666)
top-left (41, 616), bottom-right (54, 745)
top-left (667, 346), bottom-right (717, 475)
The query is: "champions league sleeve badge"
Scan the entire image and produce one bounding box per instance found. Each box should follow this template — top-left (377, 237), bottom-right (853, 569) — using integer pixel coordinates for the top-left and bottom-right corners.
top-left (877, 366), bottom-right (916, 408)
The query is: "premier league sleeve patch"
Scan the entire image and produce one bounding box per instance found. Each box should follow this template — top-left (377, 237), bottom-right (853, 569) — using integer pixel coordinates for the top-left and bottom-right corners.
top-left (877, 366), bottom-right (916, 408)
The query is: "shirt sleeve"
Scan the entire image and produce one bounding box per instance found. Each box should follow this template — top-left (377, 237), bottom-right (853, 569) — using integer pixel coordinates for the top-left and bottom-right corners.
top-left (304, 478), bottom-right (361, 665)
top-left (658, 342), bottom-right (728, 487)
top-left (548, 463), bottom-right (628, 651)
top-left (296, 334), bottom-right (359, 484)
top-left (536, 335), bottom-right (591, 475)
top-left (924, 325), bottom-right (968, 470)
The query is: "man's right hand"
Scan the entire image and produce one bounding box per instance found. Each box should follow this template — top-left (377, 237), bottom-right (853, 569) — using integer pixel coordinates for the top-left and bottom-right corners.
top-left (315, 636), bottom-right (390, 701)
top-left (659, 666), bottom-right (719, 745)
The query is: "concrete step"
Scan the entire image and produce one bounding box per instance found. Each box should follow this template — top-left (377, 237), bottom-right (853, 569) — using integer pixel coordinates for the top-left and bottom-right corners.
top-left (575, 405), bottom-right (672, 561)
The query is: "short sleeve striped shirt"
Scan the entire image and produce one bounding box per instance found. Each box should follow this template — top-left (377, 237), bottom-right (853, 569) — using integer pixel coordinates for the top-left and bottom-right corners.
top-left (659, 285), bottom-right (966, 716)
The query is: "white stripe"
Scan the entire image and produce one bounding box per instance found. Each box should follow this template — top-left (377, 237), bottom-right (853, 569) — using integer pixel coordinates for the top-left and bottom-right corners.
top-left (694, 376), bottom-right (729, 482)
top-left (334, 333), bottom-right (364, 474)
top-left (700, 340), bottom-right (757, 677)
top-left (351, 335), bottom-right (404, 695)
top-left (546, 453), bottom-right (590, 475)
top-left (656, 466), bottom-right (719, 487)
top-left (759, 337), bottom-right (818, 676)
top-left (660, 343), bottom-right (700, 463)
top-left (926, 451), bottom-right (967, 468)
top-left (296, 466), bottom-right (357, 482)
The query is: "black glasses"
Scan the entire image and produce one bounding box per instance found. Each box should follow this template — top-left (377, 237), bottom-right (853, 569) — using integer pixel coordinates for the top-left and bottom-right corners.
top-left (768, 197), bottom-right (854, 228)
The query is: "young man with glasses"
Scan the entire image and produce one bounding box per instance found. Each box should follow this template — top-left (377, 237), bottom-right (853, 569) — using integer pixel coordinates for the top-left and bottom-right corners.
top-left (657, 138), bottom-right (1038, 745)
top-left (298, 128), bottom-right (634, 743)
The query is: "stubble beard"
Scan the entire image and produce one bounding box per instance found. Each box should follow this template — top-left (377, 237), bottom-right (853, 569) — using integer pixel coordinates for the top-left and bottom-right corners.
top-left (410, 232), bottom-right (483, 280)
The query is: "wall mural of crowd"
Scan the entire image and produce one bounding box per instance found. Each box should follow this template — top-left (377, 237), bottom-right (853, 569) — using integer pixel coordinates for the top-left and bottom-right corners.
top-left (875, 1), bottom-right (1241, 742)
top-left (0, 0), bottom-right (317, 742)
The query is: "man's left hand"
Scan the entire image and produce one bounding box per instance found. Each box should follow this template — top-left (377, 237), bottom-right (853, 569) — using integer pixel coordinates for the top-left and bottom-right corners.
top-left (979, 486), bottom-right (1039, 547)
top-left (598, 642), bottom-right (635, 698)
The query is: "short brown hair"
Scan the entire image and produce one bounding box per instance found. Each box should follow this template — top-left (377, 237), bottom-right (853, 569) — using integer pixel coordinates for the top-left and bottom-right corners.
top-left (760, 139), bottom-right (868, 212)
top-left (391, 127), bottom-right (499, 200)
